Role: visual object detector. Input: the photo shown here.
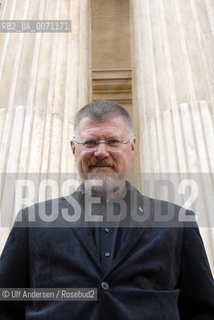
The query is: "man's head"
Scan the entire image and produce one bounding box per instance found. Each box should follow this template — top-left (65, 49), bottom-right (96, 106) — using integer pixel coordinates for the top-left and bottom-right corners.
top-left (71, 101), bottom-right (136, 196)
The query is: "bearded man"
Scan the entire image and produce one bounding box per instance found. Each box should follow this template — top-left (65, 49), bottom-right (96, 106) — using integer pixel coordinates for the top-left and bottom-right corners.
top-left (0, 100), bottom-right (214, 319)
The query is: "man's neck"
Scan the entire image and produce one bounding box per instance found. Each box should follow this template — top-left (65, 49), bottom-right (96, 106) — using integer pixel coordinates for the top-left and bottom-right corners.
top-left (84, 181), bottom-right (127, 202)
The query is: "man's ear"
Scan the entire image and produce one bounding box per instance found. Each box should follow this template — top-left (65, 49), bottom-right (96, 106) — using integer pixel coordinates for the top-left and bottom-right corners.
top-left (70, 140), bottom-right (76, 156)
top-left (131, 137), bottom-right (136, 156)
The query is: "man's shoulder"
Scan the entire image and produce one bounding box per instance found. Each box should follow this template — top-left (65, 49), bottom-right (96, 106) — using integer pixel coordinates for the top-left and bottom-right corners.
top-left (14, 187), bottom-right (83, 228)
top-left (127, 180), bottom-right (183, 209)
top-left (127, 181), bottom-right (196, 228)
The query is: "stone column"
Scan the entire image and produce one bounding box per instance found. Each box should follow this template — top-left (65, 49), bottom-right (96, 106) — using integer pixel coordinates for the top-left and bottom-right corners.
top-left (131, 0), bottom-right (214, 271)
top-left (0, 0), bottom-right (90, 253)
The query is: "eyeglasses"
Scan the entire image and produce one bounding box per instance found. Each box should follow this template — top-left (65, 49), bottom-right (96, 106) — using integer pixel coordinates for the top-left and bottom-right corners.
top-left (73, 138), bottom-right (131, 149)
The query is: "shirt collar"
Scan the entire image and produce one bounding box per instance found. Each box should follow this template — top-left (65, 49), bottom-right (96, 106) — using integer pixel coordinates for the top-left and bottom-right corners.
top-left (76, 181), bottom-right (131, 205)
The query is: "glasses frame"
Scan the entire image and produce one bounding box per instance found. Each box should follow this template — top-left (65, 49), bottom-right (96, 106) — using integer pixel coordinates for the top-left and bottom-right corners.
top-left (73, 138), bottom-right (132, 149)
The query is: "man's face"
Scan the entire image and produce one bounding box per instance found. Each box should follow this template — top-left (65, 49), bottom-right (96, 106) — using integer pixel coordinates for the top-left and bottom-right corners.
top-left (70, 115), bottom-right (136, 193)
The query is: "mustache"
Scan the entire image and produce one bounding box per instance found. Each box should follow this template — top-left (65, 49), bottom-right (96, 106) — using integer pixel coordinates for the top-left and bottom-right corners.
top-left (88, 159), bottom-right (116, 169)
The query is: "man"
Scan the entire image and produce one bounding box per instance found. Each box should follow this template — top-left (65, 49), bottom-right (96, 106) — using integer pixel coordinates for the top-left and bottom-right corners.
top-left (0, 100), bottom-right (214, 319)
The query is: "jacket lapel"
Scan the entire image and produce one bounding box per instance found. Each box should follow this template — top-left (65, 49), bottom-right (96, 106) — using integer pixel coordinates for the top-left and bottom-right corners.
top-left (71, 227), bottom-right (102, 271)
top-left (63, 184), bottom-right (154, 276)
top-left (103, 191), bottom-right (154, 277)
top-left (60, 188), bottom-right (102, 272)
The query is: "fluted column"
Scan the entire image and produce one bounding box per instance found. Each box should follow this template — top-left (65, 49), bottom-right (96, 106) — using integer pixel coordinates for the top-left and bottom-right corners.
top-left (131, 0), bottom-right (214, 272)
top-left (0, 0), bottom-right (90, 253)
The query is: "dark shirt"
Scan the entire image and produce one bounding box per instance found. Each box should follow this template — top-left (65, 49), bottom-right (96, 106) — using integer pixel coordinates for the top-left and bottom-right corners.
top-left (79, 183), bottom-right (131, 274)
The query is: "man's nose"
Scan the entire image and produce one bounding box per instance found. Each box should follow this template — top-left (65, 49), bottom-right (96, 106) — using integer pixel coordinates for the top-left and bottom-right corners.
top-left (94, 142), bottom-right (109, 158)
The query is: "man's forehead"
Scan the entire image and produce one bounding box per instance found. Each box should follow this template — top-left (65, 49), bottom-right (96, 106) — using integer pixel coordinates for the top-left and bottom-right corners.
top-left (77, 115), bottom-right (129, 131)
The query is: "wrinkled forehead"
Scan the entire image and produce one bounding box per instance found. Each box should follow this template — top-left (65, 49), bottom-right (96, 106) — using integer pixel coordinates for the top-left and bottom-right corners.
top-left (75, 115), bottom-right (131, 138)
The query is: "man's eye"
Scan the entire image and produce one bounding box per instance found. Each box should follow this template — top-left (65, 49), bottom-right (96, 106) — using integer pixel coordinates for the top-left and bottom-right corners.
top-left (84, 140), bottom-right (98, 146)
top-left (107, 139), bottom-right (120, 145)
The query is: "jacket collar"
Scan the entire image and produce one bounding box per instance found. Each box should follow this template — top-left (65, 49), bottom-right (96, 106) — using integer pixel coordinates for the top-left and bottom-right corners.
top-left (65, 181), bottom-right (154, 276)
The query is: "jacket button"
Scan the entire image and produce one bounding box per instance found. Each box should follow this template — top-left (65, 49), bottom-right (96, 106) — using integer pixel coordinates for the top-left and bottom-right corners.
top-left (139, 206), bottom-right (144, 215)
top-left (101, 282), bottom-right (109, 290)
top-left (104, 251), bottom-right (111, 257)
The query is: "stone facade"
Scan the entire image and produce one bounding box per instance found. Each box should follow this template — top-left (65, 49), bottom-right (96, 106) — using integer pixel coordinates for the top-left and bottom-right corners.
top-left (0, 0), bottom-right (213, 272)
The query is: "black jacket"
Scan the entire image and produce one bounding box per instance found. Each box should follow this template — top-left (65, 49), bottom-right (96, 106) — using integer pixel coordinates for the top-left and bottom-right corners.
top-left (0, 183), bottom-right (214, 319)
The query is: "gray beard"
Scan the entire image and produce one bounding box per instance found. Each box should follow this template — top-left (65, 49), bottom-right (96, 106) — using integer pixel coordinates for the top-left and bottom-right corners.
top-left (81, 172), bottom-right (126, 195)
